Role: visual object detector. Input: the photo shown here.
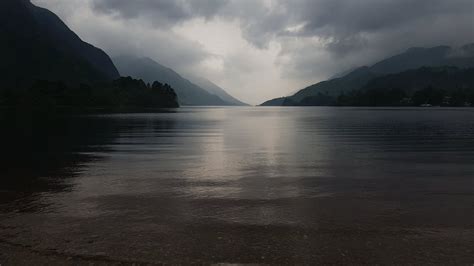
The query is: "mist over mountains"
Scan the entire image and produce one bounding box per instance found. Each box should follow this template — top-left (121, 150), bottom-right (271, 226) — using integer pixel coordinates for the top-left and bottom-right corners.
top-left (113, 56), bottom-right (247, 106)
top-left (187, 76), bottom-right (248, 106)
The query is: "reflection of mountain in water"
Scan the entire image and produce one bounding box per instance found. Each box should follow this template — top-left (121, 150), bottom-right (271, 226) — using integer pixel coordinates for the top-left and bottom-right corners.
top-left (0, 112), bottom-right (177, 211)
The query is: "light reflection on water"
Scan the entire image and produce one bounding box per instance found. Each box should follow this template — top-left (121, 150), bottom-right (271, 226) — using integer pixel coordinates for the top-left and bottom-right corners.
top-left (1, 107), bottom-right (474, 263)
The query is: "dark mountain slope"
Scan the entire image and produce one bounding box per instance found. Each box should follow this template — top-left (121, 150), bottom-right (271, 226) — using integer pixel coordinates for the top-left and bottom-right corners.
top-left (363, 67), bottom-right (474, 94)
top-left (291, 66), bottom-right (377, 101)
top-left (0, 0), bottom-right (119, 87)
top-left (260, 97), bottom-right (288, 106)
top-left (337, 67), bottom-right (474, 106)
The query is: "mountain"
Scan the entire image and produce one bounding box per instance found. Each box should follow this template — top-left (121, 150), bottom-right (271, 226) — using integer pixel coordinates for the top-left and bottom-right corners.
top-left (370, 45), bottom-right (474, 74)
top-left (113, 56), bottom-right (233, 106)
top-left (261, 44), bottom-right (474, 106)
top-left (363, 66), bottom-right (474, 94)
top-left (0, 0), bottom-right (119, 87)
top-left (291, 66), bottom-right (377, 101)
top-left (260, 97), bottom-right (288, 106)
top-left (261, 66), bottom-right (377, 106)
top-left (188, 76), bottom-right (248, 106)
top-left (337, 67), bottom-right (474, 106)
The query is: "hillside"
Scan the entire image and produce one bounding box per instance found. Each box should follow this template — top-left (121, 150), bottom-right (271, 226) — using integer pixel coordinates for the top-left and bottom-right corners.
top-left (113, 56), bottom-right (230, 106)
top-left (336, 67), bottom-right (474, 106)
top-left (0, 0), bottom-right (119, 87)
top-left (188, 76), bottom-right (248, 106)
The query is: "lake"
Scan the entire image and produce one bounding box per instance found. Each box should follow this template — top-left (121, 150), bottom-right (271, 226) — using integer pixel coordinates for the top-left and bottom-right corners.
top-left (1, 107), bottom-right (473, 264)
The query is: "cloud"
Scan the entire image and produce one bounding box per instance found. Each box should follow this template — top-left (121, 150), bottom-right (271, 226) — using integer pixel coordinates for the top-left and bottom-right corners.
top-left (79, 18), bottom-right (212, 73)
top-left (88, 0), bottom-right (474, 51)
top-left (87, 0), bottom-right (474, 72)
top-left (270, 0), bottom-right (474, 80)
top-left (90, 0), bottom-right (229, 26)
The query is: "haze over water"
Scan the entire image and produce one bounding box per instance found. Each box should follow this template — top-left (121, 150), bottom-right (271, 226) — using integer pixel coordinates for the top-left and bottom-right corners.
top-left (1, 107), bottom-right (474, 264)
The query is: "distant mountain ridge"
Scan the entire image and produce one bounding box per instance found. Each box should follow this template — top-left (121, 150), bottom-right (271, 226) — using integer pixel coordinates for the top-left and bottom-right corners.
top-left (363, 66), bottom-right (474, 94)
top-left (291, 66), bottom-right (377, 101)
top-left (261, 44), bottom-right (474, 106)
top-left (370, 45), bottom-right (474, 74)
top-left (0, 0), bottom-right (119, 87)
top-left (113, 56), bottom-right (244, 106)
top-left (336, 66), bottom-right (474, 107)
top-left (188, 76), bottom-right (248, 106)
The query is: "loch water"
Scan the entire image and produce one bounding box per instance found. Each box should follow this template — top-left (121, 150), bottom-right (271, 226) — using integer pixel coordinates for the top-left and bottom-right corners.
top-left (1, 107), bottom-right (473, 264)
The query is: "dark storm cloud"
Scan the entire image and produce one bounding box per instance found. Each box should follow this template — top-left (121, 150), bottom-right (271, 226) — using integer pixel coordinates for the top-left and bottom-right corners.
top-left (91, 0), bottom-right (229, 26)
top-left (277, 0), bottom-right (474, 53)
top-left (263, 0), bottom-right (474, 80)
top-left (90, 0), bottom-right (474, 58)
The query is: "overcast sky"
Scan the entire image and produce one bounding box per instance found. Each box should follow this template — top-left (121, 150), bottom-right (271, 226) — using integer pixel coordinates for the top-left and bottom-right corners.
top-left (33, 0), bottom-right (474, 104)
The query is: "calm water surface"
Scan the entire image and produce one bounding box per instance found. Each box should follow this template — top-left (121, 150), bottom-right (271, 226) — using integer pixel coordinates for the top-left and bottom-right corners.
top-left (1, 107), bottom-right (473, 264)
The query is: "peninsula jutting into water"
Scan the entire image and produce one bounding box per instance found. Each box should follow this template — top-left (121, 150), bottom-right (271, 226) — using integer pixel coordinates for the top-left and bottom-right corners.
top-left (1, 0), bottom-right (474, 264)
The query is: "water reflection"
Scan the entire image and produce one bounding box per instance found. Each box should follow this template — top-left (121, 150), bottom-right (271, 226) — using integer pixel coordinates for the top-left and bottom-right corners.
top-left (0, 113), bottom-right (105, 212)
top-left (1, 107), bottom-right (474, 264)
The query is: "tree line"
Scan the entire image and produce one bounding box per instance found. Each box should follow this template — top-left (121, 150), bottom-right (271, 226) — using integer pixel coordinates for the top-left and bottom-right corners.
top-left (0, 77), bottom-right (179, 111)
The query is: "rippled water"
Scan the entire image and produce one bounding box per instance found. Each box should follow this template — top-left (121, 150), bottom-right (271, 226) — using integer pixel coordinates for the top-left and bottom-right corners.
top-left (1, 107), bottom-right (474, 264)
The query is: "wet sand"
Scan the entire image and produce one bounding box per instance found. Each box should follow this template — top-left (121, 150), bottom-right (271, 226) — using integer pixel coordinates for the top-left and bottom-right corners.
top-left (1, 195), bottom-right (473, 264)
top-left (1, 225), bottom-right (473, 265)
